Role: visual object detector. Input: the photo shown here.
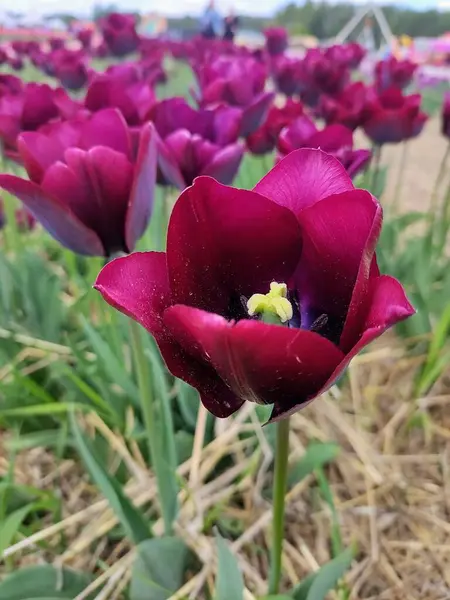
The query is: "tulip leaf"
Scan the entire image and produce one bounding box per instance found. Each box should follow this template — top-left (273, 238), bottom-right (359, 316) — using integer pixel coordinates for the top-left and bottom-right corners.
top-left (214, 534), bottom-right (244, 600)
top-left (288, 441), bottom-right (340, 487)
top-left (291, 546), bottom-right (355, 600)
top-left (70, 412), bottom-right (151, 545)
top-left (130, 537), bottom-right (191, 600)
top-left (0, 503), bottom-right (36, 556)
top-left (144, 341), bottom-right (179, 533)
top-left (0, 565), bottom-right (94, 599)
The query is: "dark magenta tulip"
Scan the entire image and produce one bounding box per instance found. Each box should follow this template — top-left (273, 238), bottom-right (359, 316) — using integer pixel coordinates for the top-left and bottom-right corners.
top-left (442, 92), bottom-right (450, 138)
top-left (100, 12), bottom-right (140, 57)
top-left (52, 50), bottom-right (88, 91)
top-left (246, 99), bottom-right (304, 155)
top-left (300, 48), bottom-right (349, 106)
top-left (264, 27), bottom-right (288, 56)
top-left (278, 116), bottom-right (371, 178)
top-left (272, 56), bottom-right (303, 97)
top-left (95, 149), bottom-right (414, 421)
top-left (149, 98), bottom-right (243, 189)
top-left (49, 37), bottom-right (65, 51)
top-left (0, 109), bottom-right (157, 256)
top-left (85, 74), bottom-right (156, 126)
top-left (0, 83), bottom-right (60, 158)
top-left (319, 82), bottom-right (369, 131)
top-left (0, 74), bottom-right (23, 96)
top-left (77, 27), bottom-right (93, 50)
top-left (362, 88), bottom-right (427, 145)
top-left (325, 43), bottom-right (366, 69)
top-left (196, 56), bottom-right (274, 137)
top-left (375, 56), bottom-right (417, 92)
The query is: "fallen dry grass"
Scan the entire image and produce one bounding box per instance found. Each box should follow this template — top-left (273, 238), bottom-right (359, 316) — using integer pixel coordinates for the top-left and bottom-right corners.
top-left (1, 334), bottom-right (450, 600)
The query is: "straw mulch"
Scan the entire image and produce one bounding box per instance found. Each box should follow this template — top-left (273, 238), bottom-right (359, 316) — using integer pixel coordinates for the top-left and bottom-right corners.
top-left (1, 335), bottom-right (450, 600)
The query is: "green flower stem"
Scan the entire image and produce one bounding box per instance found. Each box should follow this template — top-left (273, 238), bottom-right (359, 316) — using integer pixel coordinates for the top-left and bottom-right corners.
top-left (268, 417), bottom-right (290, 594)
top-left (128, 318), bottom-right (173, 536)
top-left (391, 141), bottom-right (409, 215)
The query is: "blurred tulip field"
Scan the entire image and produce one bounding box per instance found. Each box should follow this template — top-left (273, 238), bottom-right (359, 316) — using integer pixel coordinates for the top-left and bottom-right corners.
top-left (1, 14), bottom-right (450, 600)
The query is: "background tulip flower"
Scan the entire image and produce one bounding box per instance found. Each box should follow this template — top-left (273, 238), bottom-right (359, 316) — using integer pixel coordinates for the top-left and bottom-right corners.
top-left (264, 27), bottom-right (288, 56)
top-left (319, 82), bottom-right (368, 131)
top-left (375, 56), bottom-right (417, 92)
top-left (0, 109), bottom-right (157, 256)
top-left (442, 92), bottom-right (450, 139)
top-left (0, 83), bottom-right (60, 158)
top-left (271, 56), bottom-right (302, 97)
top-left (95, 149), bottom-right (414, 421)
top-left (299, 48), bottom-right (349, 107)
top-left (85, 75), bottom-right (156, 127)
top-left (100, 12), bottom-right (140, 57)
top-left (362, 87), bottom-right (428, 145)
top-left (150, 98), bottom-right (243, 189)
top-left (246, 99), bottom-right (304, 155)
top-left (195, 55), bottom-right (274, 136)
top-left (0, 74), bottom-right (23, 96)
top-left (278, 116), bottom-right (371, 178)
top-left (52, 50), bottom-right (88, 91)
top-left (77, 27), bottom-right (93, 50)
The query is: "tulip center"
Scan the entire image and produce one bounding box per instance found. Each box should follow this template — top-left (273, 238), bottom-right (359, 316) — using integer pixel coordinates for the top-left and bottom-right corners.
top-left (247, 282), bottom-right (293, 326)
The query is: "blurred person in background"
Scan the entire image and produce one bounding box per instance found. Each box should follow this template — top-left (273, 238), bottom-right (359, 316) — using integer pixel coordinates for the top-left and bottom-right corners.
top-left (223, 8), bottom-right (239, 42)
top-left (200, 0), bottom-right (223, 39)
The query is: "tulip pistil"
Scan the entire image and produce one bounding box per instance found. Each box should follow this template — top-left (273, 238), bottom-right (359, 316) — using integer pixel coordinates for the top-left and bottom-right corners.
top-left (247, 282), bottom-right (293, 325)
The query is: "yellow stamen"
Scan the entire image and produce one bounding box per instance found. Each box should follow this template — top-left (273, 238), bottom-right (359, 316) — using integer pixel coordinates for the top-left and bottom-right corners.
top-left (247, 282), bottom-right (293, 324)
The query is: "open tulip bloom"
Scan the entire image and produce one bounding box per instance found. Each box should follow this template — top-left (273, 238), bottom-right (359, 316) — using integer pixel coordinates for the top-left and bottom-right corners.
top-left (95, 149), bottom-right (414, 422)
top-left (278, 115), bottom-right (371, 179)
top-left (0, 108), bottom-right (157, 256)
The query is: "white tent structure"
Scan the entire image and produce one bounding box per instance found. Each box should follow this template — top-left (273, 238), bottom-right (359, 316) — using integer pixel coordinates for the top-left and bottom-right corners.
top-left (335, 3), bottom-right (393, 49)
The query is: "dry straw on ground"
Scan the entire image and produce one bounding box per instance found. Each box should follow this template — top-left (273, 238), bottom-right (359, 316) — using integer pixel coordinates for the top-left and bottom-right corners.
top-left (1, 334), bottom-right (450, 599)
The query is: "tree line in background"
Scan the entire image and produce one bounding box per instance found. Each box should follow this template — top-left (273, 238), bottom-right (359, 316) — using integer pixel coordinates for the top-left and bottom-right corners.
top-left (7, 2), bottom-right (450, 41)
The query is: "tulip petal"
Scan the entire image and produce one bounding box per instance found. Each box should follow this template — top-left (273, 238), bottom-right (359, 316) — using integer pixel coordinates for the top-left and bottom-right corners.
top-left (0, 173), bottom-right (104, 255)
top-left (254, 148), bottom-right (353, 216)
top-left (18, 132), bottom-right (69, 184)
top-left (126, 122), bottom-right (157, 250)
top-left (295, 189), bottom-right (382, 339)
top-left (240, 92), bottom-right (275, 137)
top-left (201, 143), bottom-right (243, 185)
top-left (346, 149), bottom-right (371, 178)
top-left (80, 108), bottom-right (132, 157)
top-left (43, 147), bottom-right (133, 254)
top-left (164, 305), bottom-right (343, 416)
top-left (167, 176), bottom-right (303, 315)
top-left (279, 274), bottom-right (416, 423)
top-left (156, 134), bottom-right (186, 190)
top-left (95, 253), bottom-right (243, 417)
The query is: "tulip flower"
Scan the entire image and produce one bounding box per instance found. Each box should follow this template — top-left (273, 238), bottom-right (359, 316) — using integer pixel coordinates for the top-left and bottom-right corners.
top-left (442, 92), bottom-right (450, 138)
top-left (77, 27), bottom-right (93, 50)
top-left (362, 88), bottom-right (427, 145)
top-left (278, 116), bottom-right (371, 178)
top-left (95, 149), bottom-right (414, 421)
top-left (0, 83), bottom-right (61, 158)
top-left (149, 97), bottom-right (243, 189)
top-left (264, 27), bottom-right (288, 56)
top-left (0, 74), bottom-right (23, 97)
top-left (246, 99), bottom-right (304, 155)
top-left (272, 56), bottom-right (303, 97)
top-left (85, 75), bottom-right (156, 127)
top-left (319, 82), bottom-right (369, 131)
top-left (52, 50), bottom-right (88, 91)
top-left (325, 43), bottom-right (365, 69)
top-left (100, 12), bottom-right (140, 57)
top-left (375, 56), bottom-right (417, 92)
top-left (300, 49), bottom-right (349, 106)
top-left (196, 56), bottom-right (274, 136)
top-left (0, 109), bottom-right (157, 256)
top-left (49, 37), bottom-right (65, 51)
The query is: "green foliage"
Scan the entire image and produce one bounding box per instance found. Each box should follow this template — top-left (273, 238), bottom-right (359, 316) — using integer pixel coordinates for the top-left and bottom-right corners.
top-left (70, 413), bottom-right (151, 545)
top-left (130, 537), bottom-right (191, 600)
top-left (214, 534), bottom-right (245, 600)
top-left (0, 565), bottom-right (93, 599)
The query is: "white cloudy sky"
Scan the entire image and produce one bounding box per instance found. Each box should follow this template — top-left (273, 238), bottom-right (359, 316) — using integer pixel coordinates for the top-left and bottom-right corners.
top-left (5, 0), bottom-right (441, 18)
